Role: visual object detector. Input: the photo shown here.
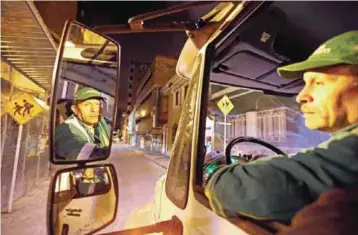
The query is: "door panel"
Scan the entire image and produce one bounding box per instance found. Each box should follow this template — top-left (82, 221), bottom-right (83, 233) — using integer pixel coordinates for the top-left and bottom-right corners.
top-left (100, 216), bottom-right (183, 235)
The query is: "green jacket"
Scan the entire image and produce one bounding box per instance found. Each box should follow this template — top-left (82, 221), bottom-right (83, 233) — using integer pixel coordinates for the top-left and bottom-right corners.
top-left (55, 115), bottom-right (111, 160)
top-left (205, 123), bottom-right (358, 221)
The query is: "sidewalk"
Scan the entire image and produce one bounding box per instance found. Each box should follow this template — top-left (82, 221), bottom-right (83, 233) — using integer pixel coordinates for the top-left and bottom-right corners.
top-left (1, 177), bottom-right (51, 235)
top-left (1, 144), bottom-right (170, 235)
top-left (126, 145), bottom-right (170, 169)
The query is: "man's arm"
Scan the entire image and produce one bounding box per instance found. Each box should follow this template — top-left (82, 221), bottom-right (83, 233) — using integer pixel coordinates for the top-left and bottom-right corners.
top-left (278, 187), bottom-right (358, 235)
top-left (205, 130), bottom-right (358, 221)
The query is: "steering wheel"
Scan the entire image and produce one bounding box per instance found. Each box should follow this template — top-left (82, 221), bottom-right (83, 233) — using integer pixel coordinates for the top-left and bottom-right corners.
top-left (225, 136), bottom-right (287, 164)
top-left (203, 136), bottom-right (287, 186)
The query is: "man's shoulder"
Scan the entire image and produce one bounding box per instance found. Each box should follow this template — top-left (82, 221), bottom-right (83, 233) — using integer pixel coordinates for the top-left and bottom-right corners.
top-left (351, 125), bottom-right (358, 134)
top-left (333, 123), bottom-right (358, 137)
top-left (57, 119), bottom-right (78, 132)
top-left (101, 116), bottom-right (112, 126)
top-left (56, 122), bottom-right (72, 133)
top-left (56, 117), bottom-right (85, 138)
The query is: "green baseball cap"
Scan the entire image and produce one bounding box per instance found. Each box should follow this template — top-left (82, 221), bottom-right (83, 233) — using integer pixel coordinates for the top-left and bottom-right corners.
top-left (75, 87), bottom-right (104, 102)
top-left (277, 31), bottom-right (358, 79)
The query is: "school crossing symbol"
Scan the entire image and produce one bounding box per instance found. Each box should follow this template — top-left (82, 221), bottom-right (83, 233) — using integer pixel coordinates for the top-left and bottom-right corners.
top-left (8, 93), bottom-right (44, 125)
top-left (217, 95), bottom-right (234, 116)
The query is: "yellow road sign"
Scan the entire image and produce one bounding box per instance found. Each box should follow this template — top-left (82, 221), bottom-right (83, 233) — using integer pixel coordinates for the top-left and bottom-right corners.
top-left (217, 95), bottom-right (234, 115)
top-left (1, 95), bottom-right (8, 116)
top-left (8, 93), bottom-right (44, 125)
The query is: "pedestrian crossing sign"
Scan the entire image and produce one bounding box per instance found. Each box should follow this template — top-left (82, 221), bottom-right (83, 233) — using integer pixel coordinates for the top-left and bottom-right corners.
top-left (8, 93), bottom-right (44, 125)
top-left (217, 95), bottom-right (234, 116)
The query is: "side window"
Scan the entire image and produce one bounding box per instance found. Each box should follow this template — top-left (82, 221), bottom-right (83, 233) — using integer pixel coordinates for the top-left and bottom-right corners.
top-left (55, 172), bottom-right (72, 192)
top-left (166, 55), bottom-right (202, 209)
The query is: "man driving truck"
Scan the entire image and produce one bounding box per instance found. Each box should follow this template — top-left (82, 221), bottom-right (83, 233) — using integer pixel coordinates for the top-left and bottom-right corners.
top-left (55, 87), bottom-right (111, 160)
top-left (205, 31), bottom-right (358, 221)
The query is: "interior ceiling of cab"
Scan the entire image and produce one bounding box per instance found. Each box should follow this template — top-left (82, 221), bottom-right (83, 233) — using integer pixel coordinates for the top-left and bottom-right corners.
top-left (211, 1), bottom-right (358, 96)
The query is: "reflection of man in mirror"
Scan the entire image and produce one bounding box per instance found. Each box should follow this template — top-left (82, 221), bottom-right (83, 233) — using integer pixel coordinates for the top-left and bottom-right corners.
top-left (81, 168), bottom-right (101, 183)
top-left (77, 168), bottom-right (108, 196)
top-left (55, 87), bottom-right (111, 160)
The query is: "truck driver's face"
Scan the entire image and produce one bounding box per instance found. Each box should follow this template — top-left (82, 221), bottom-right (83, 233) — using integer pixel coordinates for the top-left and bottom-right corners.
top-left (83, 168), bottom-right (95, 179)
top-left (72, 99), bottom-right (101, 126)
top-left (296, 65), bottom-right (358, 133)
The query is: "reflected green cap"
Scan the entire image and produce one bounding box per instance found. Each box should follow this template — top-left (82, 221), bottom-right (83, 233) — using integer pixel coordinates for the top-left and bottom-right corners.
top-left (278, 31), bottom-right (358, 79)
top-left (75, 87), bottom-right (104, 102)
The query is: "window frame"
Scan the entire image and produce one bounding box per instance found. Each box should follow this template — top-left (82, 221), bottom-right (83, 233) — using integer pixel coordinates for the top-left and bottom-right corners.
top-left (192, 1), bottom-right (291, 234)
top-left (165, 54), bottom-right (203, 209)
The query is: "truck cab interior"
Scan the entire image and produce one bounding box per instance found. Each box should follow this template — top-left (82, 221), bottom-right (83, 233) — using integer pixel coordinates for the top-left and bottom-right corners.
top-left (211, 1), bottom-right (358, 94)
top-left (196, 0), bottom-right (358, 233)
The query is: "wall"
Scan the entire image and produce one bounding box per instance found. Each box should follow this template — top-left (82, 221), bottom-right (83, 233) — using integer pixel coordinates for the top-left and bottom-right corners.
top-left (134, 55), bottom-right (177, 151)
top-left (1, 69), bottom-right (50, 212)
top-left (164, 82), bottom-right (188, 154)
top-left (153, 56), bottom-right (178, 87)
top-left (127, 62), bottom-right (150, 114)
top-left (114, 32), bottom-right (187, 116)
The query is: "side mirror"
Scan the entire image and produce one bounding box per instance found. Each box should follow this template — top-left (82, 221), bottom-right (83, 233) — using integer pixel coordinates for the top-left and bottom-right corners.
top-left (50, 20), bottom-right (120, 164)
top-left (47, 164), bottom-right (118, 235)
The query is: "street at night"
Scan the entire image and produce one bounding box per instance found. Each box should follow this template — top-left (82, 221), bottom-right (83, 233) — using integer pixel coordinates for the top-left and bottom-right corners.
top-left (1, 144), bottom-right (168, 235)
top-left (1, 1), bottom-right (358, 235)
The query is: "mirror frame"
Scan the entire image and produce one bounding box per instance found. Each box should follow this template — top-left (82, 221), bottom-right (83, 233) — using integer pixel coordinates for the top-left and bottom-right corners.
top-left (46, 163), bottom-right (119, 235)
top-left (49, 20), bottom-right (121, 165)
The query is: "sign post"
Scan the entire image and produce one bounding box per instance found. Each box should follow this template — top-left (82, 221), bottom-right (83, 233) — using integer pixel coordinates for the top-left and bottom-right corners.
top-left (217, 95), bottom-right (234, 150)
top-left (6, 92), bottom-right (44, 212)
top-left (7, 124), bottom-right (23, 213)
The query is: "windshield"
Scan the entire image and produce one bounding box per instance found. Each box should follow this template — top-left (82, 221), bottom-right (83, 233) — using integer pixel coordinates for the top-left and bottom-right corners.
top-left (205, 82), bottom-right (331, 158)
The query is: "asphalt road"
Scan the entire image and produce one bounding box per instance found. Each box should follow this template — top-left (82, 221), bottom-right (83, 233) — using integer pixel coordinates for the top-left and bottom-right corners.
top-left (1, 144), bottom-right (168, 235)
top-left (98, 144), bottom-right (168, 233)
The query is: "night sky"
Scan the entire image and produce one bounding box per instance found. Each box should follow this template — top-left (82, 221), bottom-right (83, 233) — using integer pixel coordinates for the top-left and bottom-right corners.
top-left (76, 2), bottom-right (216, 120)
top-left (77, 2), bottom-right (185, 26)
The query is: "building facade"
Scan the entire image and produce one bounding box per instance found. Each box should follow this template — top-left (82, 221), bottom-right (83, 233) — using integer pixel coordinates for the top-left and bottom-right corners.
top-left (161, 75), bottom-right (189, 155)
top-left (122, 61), bottom-right (150, 144)
top-left (134, 55), bottom-right (177, 151)
top-left (211, 107), bottom-right (330, 155)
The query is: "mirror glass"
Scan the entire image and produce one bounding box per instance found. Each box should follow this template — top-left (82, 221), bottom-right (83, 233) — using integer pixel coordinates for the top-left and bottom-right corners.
top-left (49, 165), bottom-right (118, 235)
top-left (52, 21), bottom-right (120, 163)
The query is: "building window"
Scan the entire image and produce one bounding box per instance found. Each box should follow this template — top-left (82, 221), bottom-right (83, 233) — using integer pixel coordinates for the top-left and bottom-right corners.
top-left (231, 115), bottom-right (246, 137)
top-left (174, 90), bottom-right (180, 107)
top-left (257, 108), bottom-right (287, 142)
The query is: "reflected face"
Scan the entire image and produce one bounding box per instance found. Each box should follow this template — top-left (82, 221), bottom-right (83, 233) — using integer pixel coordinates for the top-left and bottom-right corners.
top-left (83, 168), bottom-right (95, 179)
top-left (296, 65), bottom-right (358, 133)
top-left (72, 99), bottom-right (101, 126)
